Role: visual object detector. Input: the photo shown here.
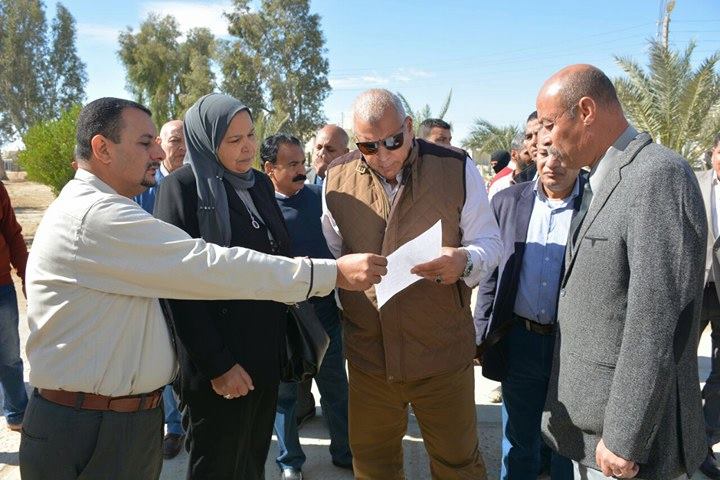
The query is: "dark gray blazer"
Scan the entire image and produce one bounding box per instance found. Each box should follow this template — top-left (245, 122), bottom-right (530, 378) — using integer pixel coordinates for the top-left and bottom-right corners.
top-left (541, 132), bottom-right (707, 479)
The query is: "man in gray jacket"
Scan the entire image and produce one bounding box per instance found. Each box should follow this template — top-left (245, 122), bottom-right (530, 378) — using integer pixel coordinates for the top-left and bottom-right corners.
top-left (695, 132), bottom-right (720, 479)
top-left (537, 64), bottom-right (707, 479)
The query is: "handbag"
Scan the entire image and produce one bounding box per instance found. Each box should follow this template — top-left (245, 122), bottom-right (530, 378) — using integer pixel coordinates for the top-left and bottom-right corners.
top-left (280, 301), bottom-right (330, 383)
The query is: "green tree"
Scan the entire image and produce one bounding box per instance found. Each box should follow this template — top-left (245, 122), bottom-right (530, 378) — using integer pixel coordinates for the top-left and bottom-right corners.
top-left (178, 28), bottom-right (216, 115)
top-left (18, 104), bottom-right (79, 195)
top-left (0, 0), bottom-right (48, 142)
top-left (397, 90), bottom-right (453, 133)
top-left (462, 119), bottom-right (520, 154)
top-left (223, 0), bottom-right (330, 138)
top-left (0, 1), bottom-right (86, 143)
top-left (118, 14), bottom-right (216, 125)
top-left (252, 110), bottom-right (290, 168)
top-left (614, 39), bottom-right (720, 167)
top-left (47, 4), bottom-right (87, 113)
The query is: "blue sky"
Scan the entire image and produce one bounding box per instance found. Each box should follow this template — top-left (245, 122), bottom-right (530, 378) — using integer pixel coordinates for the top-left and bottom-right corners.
top-left (48, 0), bottom-right (720, 143)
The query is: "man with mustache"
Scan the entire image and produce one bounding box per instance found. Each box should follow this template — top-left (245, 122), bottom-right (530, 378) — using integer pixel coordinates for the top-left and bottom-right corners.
top-left (19, 97), bottom-right (387, 480)
top-left (475, 138), bottom-right (581, 479)
top-left (262, 133), bottom-right (352, 479)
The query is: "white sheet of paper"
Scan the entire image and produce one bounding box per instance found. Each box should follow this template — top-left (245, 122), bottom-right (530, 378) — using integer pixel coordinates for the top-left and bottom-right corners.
top-left (375, 220), bottom-right (442, 308)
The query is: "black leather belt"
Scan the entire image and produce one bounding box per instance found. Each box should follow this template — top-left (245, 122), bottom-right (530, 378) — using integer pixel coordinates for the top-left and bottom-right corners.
top-left (514, 315), bottom-right (556, 336)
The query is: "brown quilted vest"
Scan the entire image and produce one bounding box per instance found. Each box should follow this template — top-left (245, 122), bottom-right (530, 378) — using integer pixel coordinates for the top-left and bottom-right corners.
top-left (325, 139), bottom-right (475, 382)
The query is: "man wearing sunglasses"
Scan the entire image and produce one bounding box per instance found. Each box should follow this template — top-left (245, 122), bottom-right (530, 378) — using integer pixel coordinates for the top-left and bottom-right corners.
top-left (321, 88), bottom-right (501, 479)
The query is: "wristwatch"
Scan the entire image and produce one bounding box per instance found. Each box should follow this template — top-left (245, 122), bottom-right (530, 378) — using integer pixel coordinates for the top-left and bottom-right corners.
top-left (460, 249), bottom-right (473, 278)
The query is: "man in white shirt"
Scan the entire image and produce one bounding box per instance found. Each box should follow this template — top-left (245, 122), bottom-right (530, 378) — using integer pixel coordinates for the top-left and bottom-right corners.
top-left (19, 97), bottom-right (386, 480)
top-left (696, 132), bottom-right (720, 479)
top-left (322, 88), bottom-right (501, 479)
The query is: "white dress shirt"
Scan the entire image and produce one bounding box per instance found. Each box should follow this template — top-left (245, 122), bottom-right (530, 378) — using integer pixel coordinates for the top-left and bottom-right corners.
top-left (711, 175), bottom-right (720, 240)
top-left (588, 125), bottom-right (638, 203)
top-left (26, 169), bottom-right (336, 397)
top-left (321, 157), bottom-right (501, 287)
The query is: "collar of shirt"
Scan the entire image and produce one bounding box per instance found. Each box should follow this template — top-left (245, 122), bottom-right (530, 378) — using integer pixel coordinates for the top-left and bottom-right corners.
top-left (589, 125), bottom-right (638, 196)
top-left (160, 163), bottom-right (170, 178)
top-left (532, 175), bottom-right (580, 209)
top-left (274, 186), bottom-right (305, 200)
top-left (75, 168), bottom-right (118, 195)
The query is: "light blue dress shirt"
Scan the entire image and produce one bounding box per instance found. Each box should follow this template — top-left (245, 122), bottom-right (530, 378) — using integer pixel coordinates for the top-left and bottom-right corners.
top-left (513, 177), bottom-right (580, 325)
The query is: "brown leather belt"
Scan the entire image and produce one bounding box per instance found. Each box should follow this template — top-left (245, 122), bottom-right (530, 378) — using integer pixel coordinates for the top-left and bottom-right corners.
top-left (515, 315), bottom-right (556, 336)
top-left (37, 388), bottom-right (163, 413)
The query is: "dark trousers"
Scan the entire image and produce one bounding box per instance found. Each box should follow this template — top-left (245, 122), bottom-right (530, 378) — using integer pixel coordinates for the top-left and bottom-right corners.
top-left (295, 379), bottom-right (315, 418)
top-left (700, 282), bottom-right (720, 446)
top-left (500, 324), bottom-right (572, 480)
top-left (274, 297), bottom-right (351, 470)
top-left (184, 383), bottom-right (277, 480)
top-left (19, 389), bottom-right (163, 480)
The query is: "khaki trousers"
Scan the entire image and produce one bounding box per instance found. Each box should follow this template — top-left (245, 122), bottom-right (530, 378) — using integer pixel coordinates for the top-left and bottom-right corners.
top-left (348, 362), bottom-right (487, 480)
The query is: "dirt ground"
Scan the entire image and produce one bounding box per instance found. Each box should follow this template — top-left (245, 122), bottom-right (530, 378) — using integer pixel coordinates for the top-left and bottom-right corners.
top-left (4, 175), bottom-right (55, 249)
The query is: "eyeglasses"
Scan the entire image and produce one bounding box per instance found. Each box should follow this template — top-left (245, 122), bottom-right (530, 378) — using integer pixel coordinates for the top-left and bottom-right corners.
top-left (355, 125), bottom-right (405, 155)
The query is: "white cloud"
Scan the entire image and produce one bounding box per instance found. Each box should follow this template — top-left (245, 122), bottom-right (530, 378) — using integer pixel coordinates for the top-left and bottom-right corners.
top-left (77, 23), bottom-right (122, 44)
top-left (329, 73), bottom-right (390, 89)
top-left (329, 68), bottom-right (434, 90)
top-left (140, 1), bottom-right (234, 38)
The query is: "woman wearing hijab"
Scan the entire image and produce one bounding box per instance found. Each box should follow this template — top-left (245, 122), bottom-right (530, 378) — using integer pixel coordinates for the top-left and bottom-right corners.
top-left (154, 93), bottom-right (291, 479)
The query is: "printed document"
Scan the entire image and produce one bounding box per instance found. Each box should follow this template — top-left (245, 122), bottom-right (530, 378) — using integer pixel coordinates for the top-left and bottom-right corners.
top-left (375, 220), bottom-right (442, 308)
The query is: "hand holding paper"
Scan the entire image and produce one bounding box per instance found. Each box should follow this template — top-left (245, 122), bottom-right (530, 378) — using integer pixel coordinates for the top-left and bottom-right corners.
top-left (336, 253), bottom-right (388, 291)
top-left (374, 220), bottom-right (442, 308)
top-left (411, 247), bottom-right (467, 285)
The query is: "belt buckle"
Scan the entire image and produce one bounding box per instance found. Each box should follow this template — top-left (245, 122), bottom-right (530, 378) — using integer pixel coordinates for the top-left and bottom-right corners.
top-left (524, 319), bottom-right (533, 332)
top-left (106, 396), bottom-right (126, 412)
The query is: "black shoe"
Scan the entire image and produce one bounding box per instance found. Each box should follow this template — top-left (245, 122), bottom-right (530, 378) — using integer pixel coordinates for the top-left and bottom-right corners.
top-left (295, 408), bottom-right (315, 429)
top-left (281, 467), bottom-right (303, 480)
top-left (332, 459), bottom-right (353, 471)
top-left (162, 433), bottom-right (184, 460)
top-left (701, 449), bottom-right (720, 480)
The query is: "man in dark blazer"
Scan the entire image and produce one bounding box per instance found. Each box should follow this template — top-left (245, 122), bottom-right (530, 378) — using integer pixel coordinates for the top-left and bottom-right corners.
top-left (475, 139), bottom-right (582, 479)
top-left (537, 64), bottom-right (707, 479)
top-left (695, 132), bottom-right (720, 479)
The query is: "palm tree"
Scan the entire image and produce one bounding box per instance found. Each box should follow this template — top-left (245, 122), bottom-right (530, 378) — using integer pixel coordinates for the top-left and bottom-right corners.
top-left (462, 119), bottom-right (520, 154)
top-left (397, 90), bottom-right (452, 133)
top-left (614, 39), bottom-right (720, 168)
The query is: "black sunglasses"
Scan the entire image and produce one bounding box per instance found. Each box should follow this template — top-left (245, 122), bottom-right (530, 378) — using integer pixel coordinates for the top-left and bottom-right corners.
top-left (355, 128), bottom-right (405, 156)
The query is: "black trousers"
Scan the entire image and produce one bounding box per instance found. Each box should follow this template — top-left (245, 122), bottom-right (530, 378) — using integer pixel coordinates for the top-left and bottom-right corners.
top-left (184, 383), bottom-right (278, 480)
top-left (19, 389), bottom-right (163, 480)
top-left (701, 282), bottom-right (720, 446)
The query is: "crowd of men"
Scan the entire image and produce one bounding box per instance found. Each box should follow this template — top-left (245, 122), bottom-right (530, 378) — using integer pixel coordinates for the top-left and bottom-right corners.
top-left (0, 63), bottom-right (716, 480)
